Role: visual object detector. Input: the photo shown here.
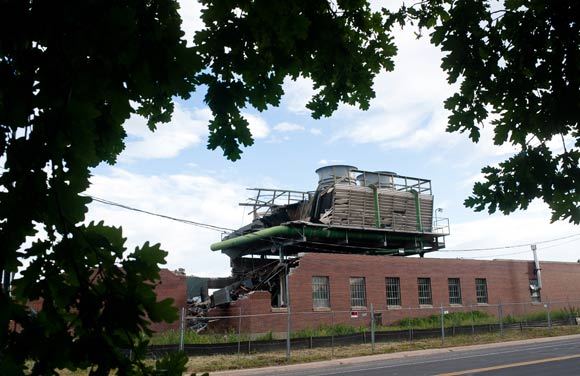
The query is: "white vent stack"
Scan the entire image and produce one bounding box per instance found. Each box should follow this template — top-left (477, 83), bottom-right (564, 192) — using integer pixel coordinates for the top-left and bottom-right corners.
top-left (315, 165), bottom-right (358, 191)
top-left (356, 171), bottom-right (397, 189)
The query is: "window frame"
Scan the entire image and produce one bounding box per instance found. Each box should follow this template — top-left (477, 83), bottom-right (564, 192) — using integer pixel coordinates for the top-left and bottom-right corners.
top-left (475, 278), bottom-right (488, 304)
top-left (417, 277), bottom-right (433, 306)
top-left (312, 276), bottom-right (330, 309)
top-left (448, 278), bottom-right (462, 305)
top-left (349, 277), bottom-right (367, 308)
top-left (386, 277), bottom-right (402, 307)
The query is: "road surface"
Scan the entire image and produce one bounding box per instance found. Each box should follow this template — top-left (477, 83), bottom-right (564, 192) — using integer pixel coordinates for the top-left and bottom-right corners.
top-left (213, 334), bottom-right (580, 376)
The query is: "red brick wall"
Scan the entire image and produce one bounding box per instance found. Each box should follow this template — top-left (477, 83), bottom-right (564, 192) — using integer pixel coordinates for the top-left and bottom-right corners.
top-left (150, 269), bottom-right (187, 333)
top-left (18, 269), bottom-right (186, 334)
top-left (208, 253), bottom-right (580, 334)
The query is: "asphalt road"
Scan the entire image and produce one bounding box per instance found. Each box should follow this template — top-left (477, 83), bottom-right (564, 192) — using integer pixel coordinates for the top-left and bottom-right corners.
top-left (213, 335), bottom-right (580, 376)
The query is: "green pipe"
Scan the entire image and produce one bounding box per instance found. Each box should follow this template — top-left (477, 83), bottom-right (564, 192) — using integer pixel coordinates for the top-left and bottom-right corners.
top-left (210, 226), bottom-right (292, 251)
top-left (410, 189), bottom-right (423, 232)
top-left (210, 225), bottom-right (424, 252)
top-left (370, 185), bottom-right (381, 228)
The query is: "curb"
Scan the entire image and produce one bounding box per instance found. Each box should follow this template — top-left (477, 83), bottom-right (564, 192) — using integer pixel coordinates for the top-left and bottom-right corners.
top-left (209, 333), bottom-right (580, 376)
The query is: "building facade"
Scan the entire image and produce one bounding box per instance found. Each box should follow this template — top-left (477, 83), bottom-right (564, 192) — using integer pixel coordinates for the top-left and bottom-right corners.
top-left (204, 253), bottom-right (580, 334)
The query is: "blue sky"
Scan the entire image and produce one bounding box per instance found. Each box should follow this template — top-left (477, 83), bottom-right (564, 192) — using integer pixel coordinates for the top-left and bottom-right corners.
top-left (85, 2), bottom-right (579, 277)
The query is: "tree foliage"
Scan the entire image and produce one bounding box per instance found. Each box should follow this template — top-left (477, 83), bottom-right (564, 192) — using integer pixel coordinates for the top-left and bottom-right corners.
top-left (0, 0), bottom-right (199, 374)
top-left (1, 0), bottom-right (578, 374)
top-left (194, 0), bottom-right (397, 160)
top-left (0, 0), bottom-right (394, 374)
top-left (396, 0), bottom-right (579, 223)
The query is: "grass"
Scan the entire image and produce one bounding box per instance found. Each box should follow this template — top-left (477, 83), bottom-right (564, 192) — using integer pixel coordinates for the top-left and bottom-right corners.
top-left (149, 328), bottom-right (281, 345)
top-left (47, 326), bottom-right (580, 375)
top-left (48, 306), bottom-right (580, 374)
top-left (387, 310), bottom-right (496, 330)
top-left (148, 307), bottom-right (580, 346)
top-left (184, 326), bottom-right (580, 374)
top-left (149, 311), bottom-right (497, 345)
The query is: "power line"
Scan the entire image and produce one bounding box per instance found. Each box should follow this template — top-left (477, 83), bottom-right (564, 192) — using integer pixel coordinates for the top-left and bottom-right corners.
top-left (85, 195), bottom-right (235, 233)
top-left (452, 250), bottom-right (531, 260)
top-left (537, 236), bottom-right (580, 251)
top-left (85, 194), bottom-right (580, 255)
top-left (443, 237), bottom-right (580, 260)
top-left (440, 233), bottom-right (580, 252)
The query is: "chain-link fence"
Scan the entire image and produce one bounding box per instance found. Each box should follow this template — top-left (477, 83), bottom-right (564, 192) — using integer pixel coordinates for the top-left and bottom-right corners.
top-left (146, 299), bottom-right (580, 359)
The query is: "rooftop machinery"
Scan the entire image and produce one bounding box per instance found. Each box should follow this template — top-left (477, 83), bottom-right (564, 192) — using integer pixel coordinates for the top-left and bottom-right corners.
top-left (211, 165), bottom-right (450, 262)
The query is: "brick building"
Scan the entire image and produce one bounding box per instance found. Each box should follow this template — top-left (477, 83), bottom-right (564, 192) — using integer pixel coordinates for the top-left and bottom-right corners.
top-left (181, 166), bottom-right (580, 335)
top-left (204, 253), bottom-right (580, 334)
top-left (14, 269), bottom-right (186, 333)
top-left (150, 269), bottom-right (187, 332)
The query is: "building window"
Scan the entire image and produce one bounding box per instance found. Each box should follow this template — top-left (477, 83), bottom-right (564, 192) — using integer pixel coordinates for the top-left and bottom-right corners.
top-left (386, 277), bottom-right (401, 307)
top-left (448, 278), bottom-right (462, 305)
top-left (417, 278), bottom-right (432, 305)
top-left (530, 279), bottom-right (541, 303)
top-left (349, 277), bottom-right (367, 307)
top-left (475, 278), bottom-right (488, 304)
top-left (312, 276), bottom-right (330, 308)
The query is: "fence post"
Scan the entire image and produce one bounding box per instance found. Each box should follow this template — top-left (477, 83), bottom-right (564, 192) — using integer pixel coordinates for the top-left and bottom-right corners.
top-left (237, 307), bottom-right (242, 357)
top-left (285, 267), bottom-right (291, 361)
top-left (498, 303), bottom-right (503, 336)
top-left (408, 306), bottom-right (412, 342)
top-left (440, 304), bottom-right (445, 345)
top-left (179, 307), bottom-right (185, 352)
top-left (331, 311), bottom-right (335, 359)
top-left (371, 303), bottom-right (375, 352)
top-left (470, 304), bottom-right (475, 337)
top-left (546, 302), bottom-right (552, 329)
top-left (248, 323), bottom-right (252, 355)
top-left (523, 300), bottom-right (528, 330)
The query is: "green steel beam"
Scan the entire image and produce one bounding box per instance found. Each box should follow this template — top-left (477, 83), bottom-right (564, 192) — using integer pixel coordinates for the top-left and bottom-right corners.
top-left (371, 185), bottom-right (381, 228)
top-left (410, 189), bottom-right (423, 232)
top-left (211, 225), bottom-right (433, 252)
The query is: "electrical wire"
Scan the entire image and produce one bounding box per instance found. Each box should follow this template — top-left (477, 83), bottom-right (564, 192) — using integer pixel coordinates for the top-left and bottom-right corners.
top-left (442, 237), bottom-right (580, 260)
top-left (440, 233), bottom-right (580, 252)
top-left (84, 194), bottom-right (579, 256)
top-left (85, 194), bottom-right (235, 233)
top-left (531, 236), bottom-right (580, 251)
top-left (450, 250), bottom-right (532, 260)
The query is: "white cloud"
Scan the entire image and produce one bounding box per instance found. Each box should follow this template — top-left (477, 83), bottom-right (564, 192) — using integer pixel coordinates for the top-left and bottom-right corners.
top-left (177, 0), bottom-right (206, 46)
top-left (545, 133), bottom-right (576, 154)
top-left (432, 201), bottom-right (580, 263)
top-left (281, 77), bottom-right (316, 114)
top-left (329, 111), bottom-right (418, 144)
top-left (323, 27), bottom-right (455, 149)
top-left (460, 172), bottom-right (486, 188)
top-left (86, 168), bottom-right (248, 277)
top-left (243, 113), bottom-right (269, 139)
top-left (120, 103), bottom-right (209, 162)
top-left (473, 121), bottom-right (520, 157)
top-left (274, 122), bottom-right (305, 133)
top-left (318, 159), bottom-right (345, 165)
top-left (310, 128), bottom-right (322, 135)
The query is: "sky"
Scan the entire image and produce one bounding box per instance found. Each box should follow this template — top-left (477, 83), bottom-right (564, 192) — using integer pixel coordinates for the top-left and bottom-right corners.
top-left (85, 1), bottom-right (580, 278)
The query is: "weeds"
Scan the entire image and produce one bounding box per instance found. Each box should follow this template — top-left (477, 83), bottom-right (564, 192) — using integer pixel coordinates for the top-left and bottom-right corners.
top-left (149, 306), bottom-right (580, 346)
